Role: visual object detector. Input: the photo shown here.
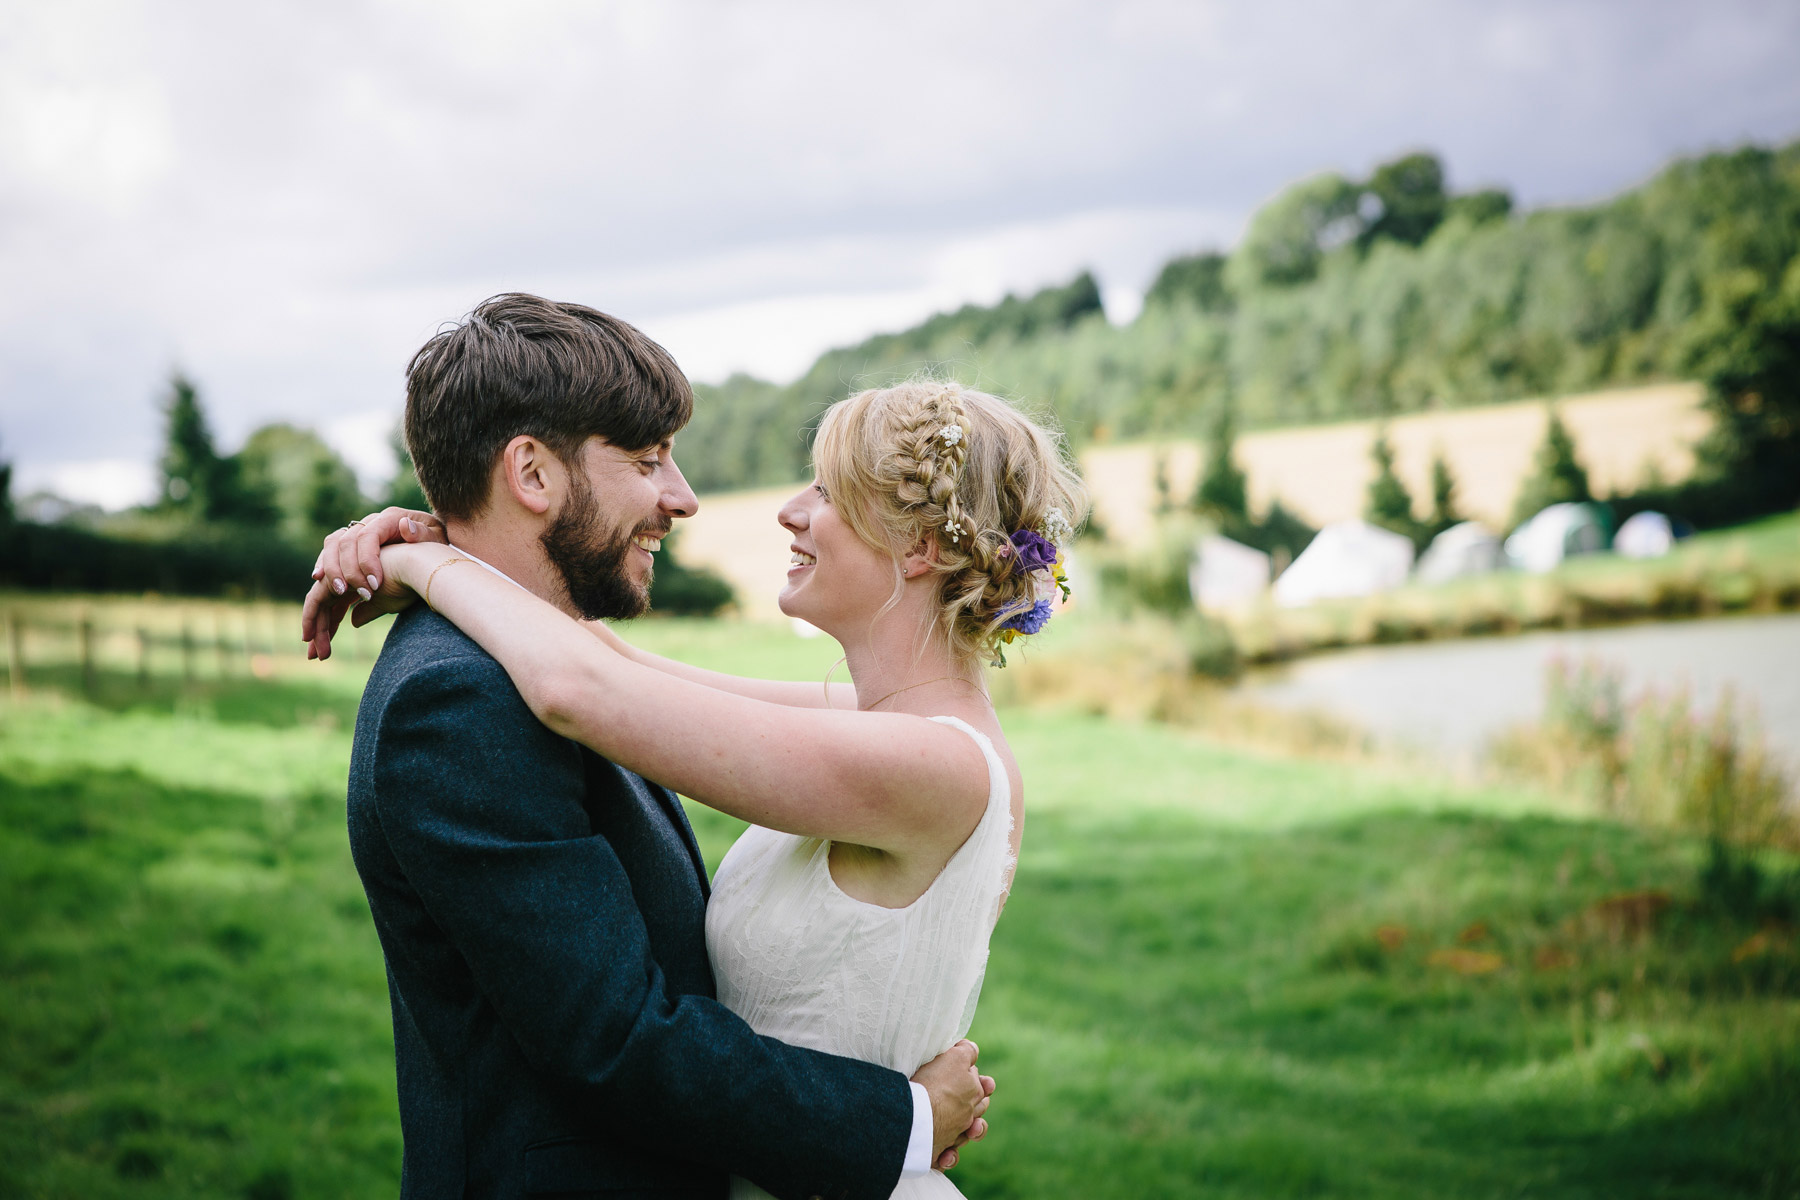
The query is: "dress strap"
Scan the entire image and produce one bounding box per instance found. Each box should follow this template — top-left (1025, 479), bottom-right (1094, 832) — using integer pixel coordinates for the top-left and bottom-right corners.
top-left (927, 716), bottom-right (1009, 817)
top-left (926, 715), bottom-right (1014, 884)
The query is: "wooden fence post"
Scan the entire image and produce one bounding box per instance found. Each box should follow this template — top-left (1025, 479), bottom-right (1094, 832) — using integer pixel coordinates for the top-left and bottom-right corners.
top-left (181, 620), bottom-right (195, 682)
top-left (137, 627), bottom-right (151, 687)
top-left (6, 612), bottom-right (22, 698)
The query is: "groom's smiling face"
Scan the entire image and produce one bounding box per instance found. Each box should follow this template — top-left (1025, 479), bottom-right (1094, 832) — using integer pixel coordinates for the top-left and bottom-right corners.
top-left (544, 435), bottom-right (697, 621)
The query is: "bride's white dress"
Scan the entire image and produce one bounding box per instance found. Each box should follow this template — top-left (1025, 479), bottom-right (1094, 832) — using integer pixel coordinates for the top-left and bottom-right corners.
top-left (706, 716), bottom-right (1015, 1200)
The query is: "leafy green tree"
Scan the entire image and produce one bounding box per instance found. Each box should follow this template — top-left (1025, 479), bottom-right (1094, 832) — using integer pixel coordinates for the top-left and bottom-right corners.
top-left (304, 454), bottom-right (364, 539)
top-left (1361, 152), bottom-right (1447, 248)
top-left (383, 426), bottom-right (431, 510)
top-left (679, 274), bottom-right (1105, 493)
top-left (1364, 427), bottom-right (1417, 538)
top-left (1447, 188), bottom-right (1513, 225)
top-left (1510, 409), bottom-right (1592, 528)
top-left (1144, 252), bottom-right (1233, 313)
top-left (669, 138), bottom-right (1800, 522)
top-left (237, 424), bottom-right (363, 544)
top-left (1228, 172), bottom-right (1363, 290)
top-left (1680, 256), bottom-right (1800, 522)
top-left (1192, 403), bottom-right (1248, 524)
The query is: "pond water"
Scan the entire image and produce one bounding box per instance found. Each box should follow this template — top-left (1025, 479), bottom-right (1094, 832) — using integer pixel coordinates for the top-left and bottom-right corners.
top-left (1233, 613), bottom-right (1800, 769)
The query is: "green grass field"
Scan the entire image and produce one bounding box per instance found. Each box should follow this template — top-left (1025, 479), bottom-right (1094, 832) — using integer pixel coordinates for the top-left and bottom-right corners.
top-left (2, 619), bottom-right (1796, 1198)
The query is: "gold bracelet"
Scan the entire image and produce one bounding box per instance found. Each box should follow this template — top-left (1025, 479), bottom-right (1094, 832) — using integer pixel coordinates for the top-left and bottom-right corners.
top-left (423, 556), bottom-right (469, 610)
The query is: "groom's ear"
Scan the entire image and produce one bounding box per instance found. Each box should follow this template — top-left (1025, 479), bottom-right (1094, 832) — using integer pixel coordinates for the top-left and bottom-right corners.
top-left (497, 435), bottom-right (559, 518)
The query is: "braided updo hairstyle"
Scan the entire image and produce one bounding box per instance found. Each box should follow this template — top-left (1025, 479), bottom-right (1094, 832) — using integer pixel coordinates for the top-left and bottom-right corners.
top-left (811, 379), bottom-right (1089, 667)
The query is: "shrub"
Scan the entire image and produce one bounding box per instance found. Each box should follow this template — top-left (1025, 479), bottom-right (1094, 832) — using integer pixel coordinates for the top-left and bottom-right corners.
top-left (0, 521), bottom-right (315, 599)
top-left (645, 529), bottom-right (735, 617)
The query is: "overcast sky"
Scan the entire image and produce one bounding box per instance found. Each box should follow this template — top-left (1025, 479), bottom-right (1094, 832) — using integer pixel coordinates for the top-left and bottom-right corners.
top-left (5, 0), bottom-right (1799, 508)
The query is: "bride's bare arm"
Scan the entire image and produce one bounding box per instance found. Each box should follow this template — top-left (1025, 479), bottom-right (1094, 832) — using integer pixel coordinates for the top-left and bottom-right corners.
top-left (385, 542), bottom-right (986, 855)
top-left (301, 506), bottom-right (855, 708)
top-left (582, 619), bottom-right (857, 710)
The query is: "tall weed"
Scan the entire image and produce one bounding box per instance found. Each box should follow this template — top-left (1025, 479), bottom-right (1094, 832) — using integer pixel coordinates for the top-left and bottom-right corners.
top-left (1492, 658), bottom-right (1798, 918)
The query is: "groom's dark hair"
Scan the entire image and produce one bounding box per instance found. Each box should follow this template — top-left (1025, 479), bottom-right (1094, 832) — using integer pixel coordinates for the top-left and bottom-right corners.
top-left (404, 293), bottom-right (693, 520)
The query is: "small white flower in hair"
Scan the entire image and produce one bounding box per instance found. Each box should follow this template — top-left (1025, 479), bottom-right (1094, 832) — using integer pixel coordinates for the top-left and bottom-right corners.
top-left (937, 424), bottom-right (963, 448)
top-left (1043, 507), bottom-right (1074, 546)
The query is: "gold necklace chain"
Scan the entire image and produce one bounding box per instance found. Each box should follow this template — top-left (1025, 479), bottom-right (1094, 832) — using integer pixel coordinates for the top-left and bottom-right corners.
top-left (861, 675), bottom-right (984, 712)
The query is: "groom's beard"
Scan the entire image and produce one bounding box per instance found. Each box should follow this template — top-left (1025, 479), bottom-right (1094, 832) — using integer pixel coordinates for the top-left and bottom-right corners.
top-left (540, 477), bottom-right (662, 621)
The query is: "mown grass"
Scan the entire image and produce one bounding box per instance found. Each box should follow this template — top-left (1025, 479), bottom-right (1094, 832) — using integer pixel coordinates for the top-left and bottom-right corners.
top-left (0, 692), bottom-right (394, 1199)
top-left (2, 619), bottom-right (1796, 1198)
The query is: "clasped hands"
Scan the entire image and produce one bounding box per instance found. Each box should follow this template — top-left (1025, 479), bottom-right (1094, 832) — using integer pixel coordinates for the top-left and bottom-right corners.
top-left (913, 1038), bottom-right (995, 1171)
top-left (300, 505), bottom-right (446, 660)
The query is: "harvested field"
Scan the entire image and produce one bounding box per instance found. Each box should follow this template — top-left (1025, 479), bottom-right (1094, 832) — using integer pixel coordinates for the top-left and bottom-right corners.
top-left (1083, 382), bottom-right (1708, 545)
top-left (676, 383), bottom-right (1710, 617)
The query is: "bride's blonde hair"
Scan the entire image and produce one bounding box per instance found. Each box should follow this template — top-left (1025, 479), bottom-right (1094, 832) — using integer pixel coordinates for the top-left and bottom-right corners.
top-left (811, 379), bottom-right (1088, 667)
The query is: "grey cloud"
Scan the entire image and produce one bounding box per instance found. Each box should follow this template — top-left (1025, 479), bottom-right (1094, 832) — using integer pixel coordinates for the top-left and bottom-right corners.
top-left (2, 0), bottom-right (1798, 486)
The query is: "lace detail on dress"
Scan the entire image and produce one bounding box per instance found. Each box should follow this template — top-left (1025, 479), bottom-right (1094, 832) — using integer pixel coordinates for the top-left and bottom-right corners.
top-left (706, 716), bottom-right (1014, 1200)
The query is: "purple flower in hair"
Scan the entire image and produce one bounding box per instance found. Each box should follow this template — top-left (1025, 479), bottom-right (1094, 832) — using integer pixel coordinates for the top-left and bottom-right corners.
top-left (1009, 529), bottom-right (1060, 573)
top-left (999, 598), bottom-right (1054, 635)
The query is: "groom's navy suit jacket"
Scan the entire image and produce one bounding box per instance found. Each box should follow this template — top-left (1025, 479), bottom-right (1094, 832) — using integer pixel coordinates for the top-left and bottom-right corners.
top-left (348, 607), bottom-right (913, 1200)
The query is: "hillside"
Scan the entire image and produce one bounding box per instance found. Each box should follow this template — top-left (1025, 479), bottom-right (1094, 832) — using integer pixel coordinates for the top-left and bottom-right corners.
top-left (675, 383), bottom-right (1707, 619)
top-left (678, 141), bottom-right (1800, 499)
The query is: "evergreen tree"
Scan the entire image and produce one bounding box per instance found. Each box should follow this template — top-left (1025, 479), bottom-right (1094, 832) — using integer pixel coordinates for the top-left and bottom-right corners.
top-left (1427, 449), bottom-right (1461, 536)
top-left (1364, 427), bottom-right (1417, 538)
top-left (1510, 409), bottom-right (1592, 529)
top-left (1253, 499), bottom-right (1317, 564)
top-left (158, 372), bottom-right (222, 515)
top-left (154, 373), bottom-right (277, 524)
top-left (1192, 403), bottom-right (1248, 524)
top-left (0, 436), bottom-right (12, 525)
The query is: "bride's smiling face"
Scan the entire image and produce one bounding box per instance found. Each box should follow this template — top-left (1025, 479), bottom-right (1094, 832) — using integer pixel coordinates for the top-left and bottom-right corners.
top-left (776, 478), bottom-right (899, 631)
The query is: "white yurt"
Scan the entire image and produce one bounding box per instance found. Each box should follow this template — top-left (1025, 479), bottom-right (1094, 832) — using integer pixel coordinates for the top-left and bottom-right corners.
top-left (1614, 510), bottom-right (1676, 559)
top-left (1273, 520), bottom-right (1415, 608)
top-left (1188, 535), bottom-right (1271, 611)
top-left (1503, 502), bottom-right (1609, 573)
top-left (1414, 521), bottom-right (1504, 585)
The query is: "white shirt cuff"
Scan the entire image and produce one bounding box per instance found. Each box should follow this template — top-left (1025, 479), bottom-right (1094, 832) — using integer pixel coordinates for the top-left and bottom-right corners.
top-left (901, 1081), bottom-right (934, 1178)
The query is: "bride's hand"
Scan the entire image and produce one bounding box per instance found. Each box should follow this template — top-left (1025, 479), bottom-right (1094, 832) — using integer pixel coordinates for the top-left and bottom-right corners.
top-left (311, 505), bottom-right (446, 601)
top-left (300, 509), bottom-right (445, 660)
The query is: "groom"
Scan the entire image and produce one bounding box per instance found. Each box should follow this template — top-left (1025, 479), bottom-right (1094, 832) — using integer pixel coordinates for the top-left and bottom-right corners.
top-left (312, 294), bottom-right (990, 1199)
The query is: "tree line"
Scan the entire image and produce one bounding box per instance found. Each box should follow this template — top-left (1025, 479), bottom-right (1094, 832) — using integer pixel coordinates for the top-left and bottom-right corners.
top-left (678, 141), bottom-right (1800, 533)
top-left (0, 382), bottom-right (732, 611)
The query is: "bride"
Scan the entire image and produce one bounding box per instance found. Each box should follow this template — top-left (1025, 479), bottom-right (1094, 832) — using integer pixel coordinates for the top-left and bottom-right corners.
top-left (312, 379), bottom-right (1084, 1198)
